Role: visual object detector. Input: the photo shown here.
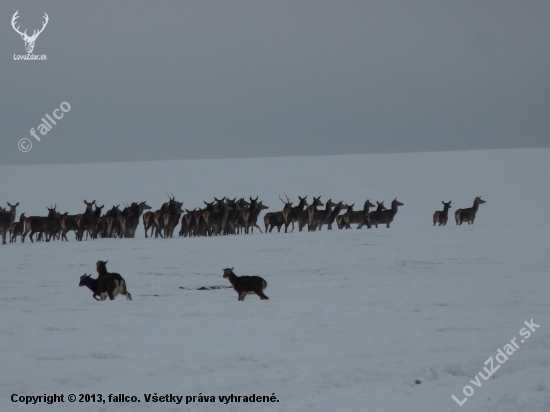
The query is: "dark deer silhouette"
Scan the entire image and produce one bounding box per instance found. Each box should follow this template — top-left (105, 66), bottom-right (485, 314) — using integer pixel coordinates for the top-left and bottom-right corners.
top-left (283, 196), bottom-right (308, 233)
top-left (306, 196), bottom-right (324, 232)
top-left (312, 199), bottom-right (336, 231)
top-left (326, 201), bottom-right (345, 230)
top-left (0, 202), bottom-right (19, 245)
top-left (9, 213), bottom-right (26, 243)
top-left (336, 204), bottom-right (354, 229)
top-left (80, 262), bottom-right (132, 301)
top-left (223, 268), bottom-right (268, 301)
top-left (433, 201), bottom-right (452, 226)
top-left (22, 205), bottom-right (57, 243)
top-left (367, 198), bottom-right (404, 228)
top-left (344, 199), bottom-right (375, 229)
top-left (455, 197), bottom-right (485, 225)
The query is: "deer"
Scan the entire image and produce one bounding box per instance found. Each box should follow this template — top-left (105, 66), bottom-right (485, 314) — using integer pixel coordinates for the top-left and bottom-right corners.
top-left (162, 199), bottom-right (184, 238)
top-left (242, 197), bottom-right (268, 234)
top-left (264, 211), bottom-right (286, 232)
top-left (336, 204), bottom-right (354, 229)
top-left (305, 196), bottom-right (324, 232)
top-left (123, 202), bottom-right (151, 238)
top-left (22, 205), bottom-right (57, 243)
top-left (311, 199), bottom-right (337, 231)
top-left (326, 201), bottom-right (345, 230)
top-left (75, 204), bottom-right (104, 241)
top-left (11, 11), bottom-right (49, 54)
top-left (367, 198), bottom-right (404, 228)
top-left (283, 195), bottom-right (308, 233)
top-left (206, 197), bottom-right (231, 236)
top-left (0, 202), bottom-right (19, 245)
top-left (79, 270), bottom-right (132, 301)
top-left (455, 197), bottom-right (486, 225)
top-left (9, 213), bottom-right (26, 243)
top-left (232, 198), bottom-right (251, 234)
top-left (179, 208), bottom-right (197, 237)
top-left (433, 201), bottom-right (452, 226)
top-left (60, 212), bottom-right (80, 241)
top-left (222, 268), bottom-right (269, 301)
top-left (223, 198), bottom-right (242, 235)
top-left (265, 196), bottom-right (293, 233)
top-left (344, 199), bottom-right (375, 229)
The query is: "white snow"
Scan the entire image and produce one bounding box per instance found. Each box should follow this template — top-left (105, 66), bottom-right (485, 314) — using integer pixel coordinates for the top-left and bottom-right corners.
top-left (0, 149), bottom-right (549, 411)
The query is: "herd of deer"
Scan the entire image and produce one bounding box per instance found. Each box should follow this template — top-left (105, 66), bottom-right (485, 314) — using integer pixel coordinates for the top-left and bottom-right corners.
top-left (0, 196), bottom-right (486, 245)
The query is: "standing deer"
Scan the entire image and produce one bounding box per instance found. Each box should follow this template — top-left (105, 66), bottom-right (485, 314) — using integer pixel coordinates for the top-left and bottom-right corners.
top-left (283, 196), bottom-right (308, 233)
top-left (75, 204), bottom-right (104, 241)
top-left (0, 202), bottom-right (19, 245)
top-left (433, 201), bottom-right (452, 226)
top-left (124, 202), bottom-right (151, 238)
top-left (336, 204), bottom-right (354, 229)
top-left (312, 199), bottom-right (337, 231)
top-left (265, 196), bottom-right (293, 233)
top-left (243, 197), bottom-right (268, 234)
top-left (326, 201), bottom-right (345, 230)
top-left (344, 199), bottom-right (375, 229)
top-left (22, 205), bottom-right (57, 243)
top-left (9, 213), bottom-right (26, 243)
top-left (455, 197), bottom-right (485, 225)
top-left (305, 196), bottom-right (324, 232)
top-left (367, 198), bottom-right (404, 228)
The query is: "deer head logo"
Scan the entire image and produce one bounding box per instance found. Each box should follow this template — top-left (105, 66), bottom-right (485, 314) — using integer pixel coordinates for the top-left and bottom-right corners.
top-left (11, 11), bottom-right (49, 54)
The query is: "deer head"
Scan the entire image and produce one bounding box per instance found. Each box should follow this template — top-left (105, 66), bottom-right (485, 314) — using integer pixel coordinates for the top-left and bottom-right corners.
top-left (12, 11), bottom-right (49, 54)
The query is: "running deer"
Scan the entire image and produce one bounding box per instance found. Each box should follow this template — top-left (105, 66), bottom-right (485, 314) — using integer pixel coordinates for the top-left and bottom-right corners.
top-left (9, 213), bottom-right (26, 243)
top-left (88, 260), bottom-right (133, 300)
top-left (283, 195), bottom-right (308, 233)
top-left (0, 202), bottom-right (19, 245)
top-left (367, 198), bottom-right (404, 228)
top-left (222, 268), bottom-right (269, 301)
top-left (433, 201), bottom-right (452, 226)
top-left (455, 197), bottom-right (485, 225)
top-left (344, 199), bottom-right (375, 229)
top-left (79, 272), bottom-right (132, 301)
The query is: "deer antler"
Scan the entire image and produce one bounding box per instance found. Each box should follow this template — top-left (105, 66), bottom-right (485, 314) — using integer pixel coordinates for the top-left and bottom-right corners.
top-left (29, 13), bottom-right (49, 40)
top-left (11, 11), bottom-right (26, 38)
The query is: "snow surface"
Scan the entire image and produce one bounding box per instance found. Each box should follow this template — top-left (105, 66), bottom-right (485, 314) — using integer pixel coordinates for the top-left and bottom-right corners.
top-left (0, 149), bottom-right (549, 411)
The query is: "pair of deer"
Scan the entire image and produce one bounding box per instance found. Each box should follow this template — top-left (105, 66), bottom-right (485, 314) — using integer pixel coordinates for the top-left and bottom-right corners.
top-left (433, 197), bottom-right (486, 226)
top-left (79, 260), bottom-right (132, 301)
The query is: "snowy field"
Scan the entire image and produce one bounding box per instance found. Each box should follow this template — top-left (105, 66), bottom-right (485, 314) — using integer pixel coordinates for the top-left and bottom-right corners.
top-left (0, 148), bottom-right (549, 412)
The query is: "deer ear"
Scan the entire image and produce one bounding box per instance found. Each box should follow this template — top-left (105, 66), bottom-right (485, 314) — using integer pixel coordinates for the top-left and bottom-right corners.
top-left (104, 260), bottom-right (108, 264)
top-left (231, 267), bottom-right (234, 270)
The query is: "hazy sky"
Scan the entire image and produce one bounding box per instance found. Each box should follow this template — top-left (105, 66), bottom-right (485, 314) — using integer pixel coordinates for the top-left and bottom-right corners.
top-left (1, 0), bottom-right (549, 165)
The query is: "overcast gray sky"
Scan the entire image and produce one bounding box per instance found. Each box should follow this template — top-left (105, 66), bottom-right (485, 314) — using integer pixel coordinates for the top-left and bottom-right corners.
top-left (1, 0), bottom-right (548, 165)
